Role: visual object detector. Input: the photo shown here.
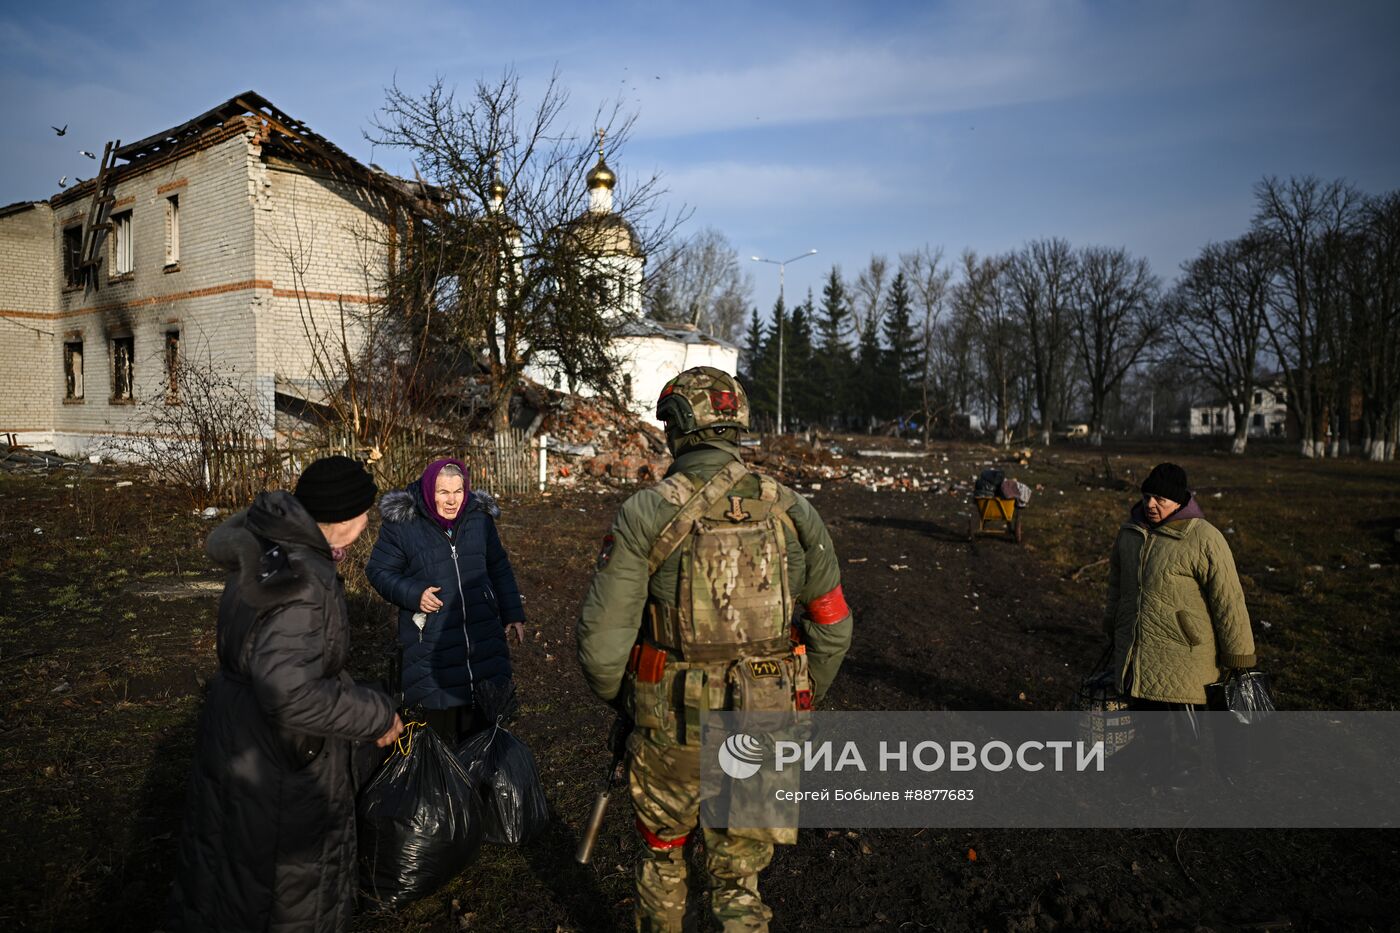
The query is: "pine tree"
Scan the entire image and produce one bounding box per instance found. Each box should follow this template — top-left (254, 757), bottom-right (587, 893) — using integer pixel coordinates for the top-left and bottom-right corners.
top-left (881, 271), bottom-right (923, 422)
top-left (855, 311), bottom-right (883, 425)
top-left (817, 266), bottom-right (852, 425)
top-left (787, 291), bottom-right (816, 427)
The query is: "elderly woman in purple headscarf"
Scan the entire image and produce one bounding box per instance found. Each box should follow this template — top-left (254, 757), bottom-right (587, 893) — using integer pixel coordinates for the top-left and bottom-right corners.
top-left (366, 458), bottom-right (526, 743)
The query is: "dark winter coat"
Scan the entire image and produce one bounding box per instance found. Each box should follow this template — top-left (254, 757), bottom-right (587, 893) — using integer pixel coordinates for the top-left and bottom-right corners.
top-left (1103, 497), bottom-right (1257, 705)
top-left (169, 492), bottom-right (396, 933)
top-left (365, 484), bottom-right (524, 710)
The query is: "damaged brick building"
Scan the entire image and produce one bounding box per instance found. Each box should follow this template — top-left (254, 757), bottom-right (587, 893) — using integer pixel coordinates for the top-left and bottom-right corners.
top-left (0, 92), bottom-right (429, 457)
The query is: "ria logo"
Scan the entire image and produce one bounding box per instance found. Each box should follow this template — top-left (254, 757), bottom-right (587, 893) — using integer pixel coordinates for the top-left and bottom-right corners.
top-left (718, 733), bottom-right (766, 780)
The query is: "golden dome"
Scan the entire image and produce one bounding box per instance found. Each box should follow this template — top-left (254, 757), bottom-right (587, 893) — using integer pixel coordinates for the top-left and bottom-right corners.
top-left (489, 176), bottom-right (508, 201)
top-left (586, 157), bottom-right (616, 190)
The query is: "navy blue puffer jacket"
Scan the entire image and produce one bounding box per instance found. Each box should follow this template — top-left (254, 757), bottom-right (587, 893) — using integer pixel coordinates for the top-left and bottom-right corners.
top-left (366, 483), bottom-right (525, 710)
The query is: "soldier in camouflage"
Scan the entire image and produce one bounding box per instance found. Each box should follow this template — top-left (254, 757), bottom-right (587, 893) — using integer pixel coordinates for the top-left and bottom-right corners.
top-left (577, 366), bottom-right (853, 932)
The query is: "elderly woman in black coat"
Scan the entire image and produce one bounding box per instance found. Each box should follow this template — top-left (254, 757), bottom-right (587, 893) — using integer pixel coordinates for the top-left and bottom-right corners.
top-left (366, 457), bottom-right (526, 744)
top-left (169, 456), bottom-right (403, 933)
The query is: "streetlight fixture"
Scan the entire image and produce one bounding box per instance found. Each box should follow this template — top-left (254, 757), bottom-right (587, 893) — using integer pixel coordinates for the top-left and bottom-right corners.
top-left (751, 249), bottom-right (817, 434)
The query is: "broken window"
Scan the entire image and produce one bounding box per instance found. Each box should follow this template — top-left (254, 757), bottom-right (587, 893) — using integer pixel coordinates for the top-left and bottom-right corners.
top-left (63, 340), bottom-right (84, 399)
top-left (63, 226), bottom-right (83, 287)
top-left (165, 330), bottom-right (181, 402)
top-left (112, 211), bottom-right (133, 276)
top-left (112, 336), bottom-right (134, 401)
top-left (165, 195), bottom-right (180, 265)
top-left (1252, 413), bottom-right (1264, 428)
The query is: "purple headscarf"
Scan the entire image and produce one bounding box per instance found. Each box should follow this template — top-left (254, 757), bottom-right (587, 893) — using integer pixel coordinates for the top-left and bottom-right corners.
top-left (420, 457), bottom-right (470, 530)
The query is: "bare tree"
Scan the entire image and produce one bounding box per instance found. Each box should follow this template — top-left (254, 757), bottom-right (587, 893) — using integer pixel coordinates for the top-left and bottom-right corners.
top-left (120, 339), bottom-right (275, 508)
top-left (367, 70), bottom-right (683, 434)
top-left (1071, 246), bottom-right (1161, 446)
top-left (1347, 191), bottom-right (1400, 460)
top-left (850, 254), bottom-right (890, 339)
top-left (1168, 234), bottom-right (1275, 453)
top-left (954, 251), bottom-right (1018, 446)
top-left (646, 227), bottom-right (753, 343)
top-left (900, 246), bottom-right (952, 446)
top-left (1253, 175), bottom-right (1360, 457)
top-left (1005, 238), bottom-right (1078, 446)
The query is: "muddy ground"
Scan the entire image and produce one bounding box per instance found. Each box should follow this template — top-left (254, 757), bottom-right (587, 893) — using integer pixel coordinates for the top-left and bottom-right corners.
top-left (0, 439), bottom-right (1397, 931)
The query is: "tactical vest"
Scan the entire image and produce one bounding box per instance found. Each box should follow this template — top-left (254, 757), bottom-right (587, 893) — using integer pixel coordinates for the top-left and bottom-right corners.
top-left (644, 460), bottom-right (795, 663)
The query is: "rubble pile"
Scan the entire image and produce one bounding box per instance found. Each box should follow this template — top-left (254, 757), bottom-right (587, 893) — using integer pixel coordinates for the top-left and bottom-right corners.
top-left (539, 396), bottom-right (669, 486)
top-left (0, 445), bottom-right (85, 476)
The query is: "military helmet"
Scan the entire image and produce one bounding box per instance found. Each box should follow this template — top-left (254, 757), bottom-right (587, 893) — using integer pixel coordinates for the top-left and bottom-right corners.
top-left (655, 366), bottom-right (749, 434)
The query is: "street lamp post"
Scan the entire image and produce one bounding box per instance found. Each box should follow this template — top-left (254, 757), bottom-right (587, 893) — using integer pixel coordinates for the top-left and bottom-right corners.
top-left (751, 249), bottom-right (817, 434)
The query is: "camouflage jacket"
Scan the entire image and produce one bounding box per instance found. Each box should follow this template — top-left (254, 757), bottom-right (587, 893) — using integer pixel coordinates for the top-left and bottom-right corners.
top-left (577, 442), bottom-right (852, 706)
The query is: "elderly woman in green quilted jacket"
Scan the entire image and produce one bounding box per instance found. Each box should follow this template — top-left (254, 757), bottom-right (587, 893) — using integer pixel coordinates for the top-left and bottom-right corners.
top-left (1103, 462), bottom-right (1257, 709)
top-left (1102, 463), bottom-right (1258, 783)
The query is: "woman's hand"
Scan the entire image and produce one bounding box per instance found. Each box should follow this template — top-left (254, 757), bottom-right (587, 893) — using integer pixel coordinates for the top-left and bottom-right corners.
top-left (507, 621), bottom-right (525, 645)
top-left (419, 586), bottom-right (443, 613)
top-left (375, 713), bottom-right (405, 748)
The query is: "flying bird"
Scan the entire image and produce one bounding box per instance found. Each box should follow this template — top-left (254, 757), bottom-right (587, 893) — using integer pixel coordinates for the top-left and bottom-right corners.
top-left (58, 176), bottom-right (68, 188)
top-left (80, 149), bottom-right (96, 159)
top-left (52, 124), bottom-right (67, 136)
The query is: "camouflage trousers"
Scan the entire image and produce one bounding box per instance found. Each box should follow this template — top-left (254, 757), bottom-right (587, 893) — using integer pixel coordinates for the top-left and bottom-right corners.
top-left (629, 727), bottom-right (774, 933)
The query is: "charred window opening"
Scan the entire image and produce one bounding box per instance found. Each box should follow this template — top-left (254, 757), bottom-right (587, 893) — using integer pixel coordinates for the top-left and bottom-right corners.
top-left (63, 340), bottom-right (84, 400)
top-left (165, 195), bottom-right (180, 266)
top-left (63, 226), bottom-right (83, 287)
top-left (112, 335), bottom-right (134, 402)
top-left (165, 330), bottom-right (181, 403)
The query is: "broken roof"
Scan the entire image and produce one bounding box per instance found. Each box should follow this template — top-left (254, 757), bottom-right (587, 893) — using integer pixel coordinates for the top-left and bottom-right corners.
top-left (614, 318), bottom-right (738, 350)
top-left (54, 91), bottom-right (441, 208)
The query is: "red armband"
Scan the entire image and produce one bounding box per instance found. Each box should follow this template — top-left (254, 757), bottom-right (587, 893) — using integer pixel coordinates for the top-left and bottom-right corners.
top-left (806, 585), bottom-right (850, 625)
top-left (636, 818), bottom-right (689, 850)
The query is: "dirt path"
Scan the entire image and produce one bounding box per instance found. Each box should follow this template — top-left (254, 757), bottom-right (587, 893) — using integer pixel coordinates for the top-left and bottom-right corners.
top-left (2, 449), bottom-right (1396, 932)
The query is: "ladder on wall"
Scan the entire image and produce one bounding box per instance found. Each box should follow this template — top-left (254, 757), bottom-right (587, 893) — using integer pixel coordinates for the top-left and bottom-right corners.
top-left (77, 140), bottom-right (121, 292)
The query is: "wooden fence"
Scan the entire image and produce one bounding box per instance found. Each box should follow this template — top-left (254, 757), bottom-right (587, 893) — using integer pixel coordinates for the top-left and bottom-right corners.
top-left (200, 429), bottom-right (543, 506)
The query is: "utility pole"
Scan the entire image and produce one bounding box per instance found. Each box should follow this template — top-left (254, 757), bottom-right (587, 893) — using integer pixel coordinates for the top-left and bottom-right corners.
top-left (751, 249), bottom-right (817, 434)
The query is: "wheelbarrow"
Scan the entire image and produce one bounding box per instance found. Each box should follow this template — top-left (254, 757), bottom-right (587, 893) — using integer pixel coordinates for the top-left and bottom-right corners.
top-left (969, 496), bottom-right (1023, 544)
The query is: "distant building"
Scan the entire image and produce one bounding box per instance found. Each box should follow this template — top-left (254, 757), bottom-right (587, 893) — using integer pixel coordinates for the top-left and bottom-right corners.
top-left (0, 92), bottom-right (429, 457)
top-left (520, 144), bottom-right (738, 426)
top-left (1188, 376), bottom-right (1290, 438)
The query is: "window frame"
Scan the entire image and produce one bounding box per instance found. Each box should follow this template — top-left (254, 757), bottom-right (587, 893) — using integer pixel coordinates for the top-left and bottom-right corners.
top-left (111, 210), bottom-right (134, 277)
top-left (63, 339), bottom-right (84, 400)
top-left (164, 329), bottom-right (181, 403)
top-left (165, 194), bottom-right (180, 267)
top-left (111, 334), bottom-right (135, 403)
top-left (62, 225), bottom-right (83, 288)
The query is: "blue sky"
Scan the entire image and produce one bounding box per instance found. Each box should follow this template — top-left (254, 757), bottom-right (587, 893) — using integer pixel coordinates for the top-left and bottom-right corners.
top-left (3, 0), bottom-right (1398, 317)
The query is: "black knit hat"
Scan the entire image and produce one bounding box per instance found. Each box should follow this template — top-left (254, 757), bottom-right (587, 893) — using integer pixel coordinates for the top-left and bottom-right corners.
top-left (1141, 462), bottom-right (1190, 506)
top-left (294, 455), bottom-right (377, 523)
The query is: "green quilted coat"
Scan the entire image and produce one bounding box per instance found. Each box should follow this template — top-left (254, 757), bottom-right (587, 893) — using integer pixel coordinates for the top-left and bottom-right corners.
top-left (1103, 498), bottom-right (1257, 705)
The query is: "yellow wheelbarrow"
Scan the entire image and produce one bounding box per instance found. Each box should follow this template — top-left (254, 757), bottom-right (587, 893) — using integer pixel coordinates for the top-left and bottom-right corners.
top-left (969, 496), bottom-right (1023, 544)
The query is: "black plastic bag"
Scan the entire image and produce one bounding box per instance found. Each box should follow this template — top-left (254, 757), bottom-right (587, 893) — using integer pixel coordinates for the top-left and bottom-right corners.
top-left (357, 722), bottom-right (484, 906)
top-left (456, 682), bottom-right (550, 845)
top-left (1206, 670), bottom-right (1275, 724)
top-left (1205, 670), bottom-right (1277, 786)
top-left (974, 468), bottom-right (1005, 498)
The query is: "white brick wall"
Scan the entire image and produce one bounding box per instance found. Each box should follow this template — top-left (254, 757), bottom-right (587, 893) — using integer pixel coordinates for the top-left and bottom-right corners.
top-left (0, 203), bottom-right (57, 441)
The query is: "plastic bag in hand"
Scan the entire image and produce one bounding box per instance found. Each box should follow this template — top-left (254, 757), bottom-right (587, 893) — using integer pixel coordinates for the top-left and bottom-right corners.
top-left (456, 682), bottom-right (550, 845)
top-left (357, 722), bottom-right (483, 906)
top-left (1206, 670), bottom-right (1275, 725)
